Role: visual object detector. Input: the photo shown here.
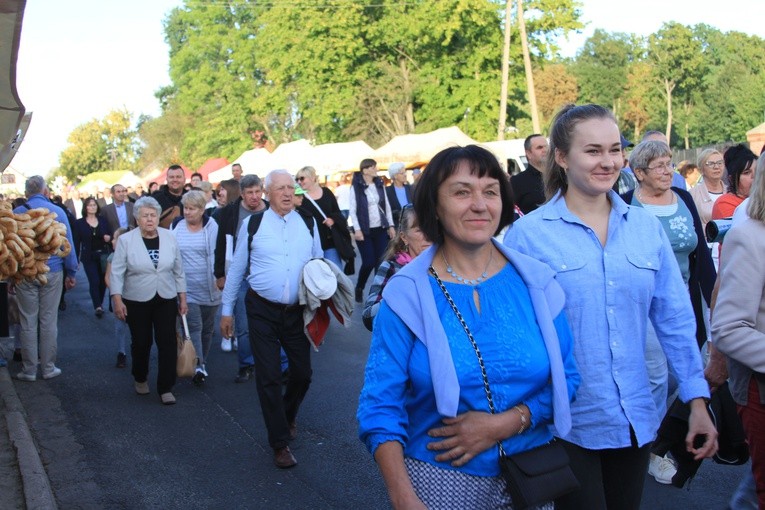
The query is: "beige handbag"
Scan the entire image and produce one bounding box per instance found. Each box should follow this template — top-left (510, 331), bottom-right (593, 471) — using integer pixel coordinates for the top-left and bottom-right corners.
top-left (176, 314), bottom-right (198, 377)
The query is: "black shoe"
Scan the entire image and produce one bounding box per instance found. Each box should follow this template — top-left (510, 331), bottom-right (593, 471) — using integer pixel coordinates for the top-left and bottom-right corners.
top-left (192, 370), bottom-right (206, 386)
top-left (116, 353), bottom-right (127, 368)
top-left (59, 300), bottom-right (66, 311)
top-left (234, 365), bottom-right (254, 383)
top-left (355, 287), bottom-right (363, 304)
top-left (13, 349), bottom-right (22, 362)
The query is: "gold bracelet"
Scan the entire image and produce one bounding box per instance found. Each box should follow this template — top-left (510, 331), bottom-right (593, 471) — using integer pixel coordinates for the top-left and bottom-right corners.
top-left (514, 405), bottom-right (528, 435)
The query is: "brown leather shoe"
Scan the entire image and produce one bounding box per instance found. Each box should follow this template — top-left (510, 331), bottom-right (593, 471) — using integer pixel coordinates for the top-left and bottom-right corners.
top-left (289, 422), bottom-right (297, 440)
top-left (273, 446), bottom-right (297, 469)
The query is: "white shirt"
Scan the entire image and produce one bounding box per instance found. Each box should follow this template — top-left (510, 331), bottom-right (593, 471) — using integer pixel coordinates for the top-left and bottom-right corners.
top-left (221, 208), bottom-right (322, 314)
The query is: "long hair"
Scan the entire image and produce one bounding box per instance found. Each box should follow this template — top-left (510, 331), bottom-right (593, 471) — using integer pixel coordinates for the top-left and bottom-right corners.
top-left (545, 104), bottom-right (617, 199)
top-left (747, 156), bottom-right (765, 222)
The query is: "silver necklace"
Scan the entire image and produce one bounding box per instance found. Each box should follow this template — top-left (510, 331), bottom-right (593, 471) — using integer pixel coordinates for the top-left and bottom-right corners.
top-left (442, 248), bottom-right (493, 285)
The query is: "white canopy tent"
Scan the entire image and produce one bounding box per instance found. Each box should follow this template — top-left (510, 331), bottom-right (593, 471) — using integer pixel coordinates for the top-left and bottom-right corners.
top-left (310, 140), bottom-right (375, 177)
top-left (208, 147), bottom-right (273, 182)
top-left (268, 139), bottom-right (314, 174)
top-left (373, 126), bottom-right (478, 165)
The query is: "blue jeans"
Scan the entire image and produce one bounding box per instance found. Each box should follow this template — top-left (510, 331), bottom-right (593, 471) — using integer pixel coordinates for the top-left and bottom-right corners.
top-left (323, 248), bottom-right (342, 269)
top-left (186, 303), bottom-right (219, 366)
top-left (114, 314), bottom-right (130, 355)
top-left (235, 280), bottom-right (254, 368)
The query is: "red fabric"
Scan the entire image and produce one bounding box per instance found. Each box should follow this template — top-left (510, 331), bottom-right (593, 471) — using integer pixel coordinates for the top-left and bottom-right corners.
top-left (196, 158), bottom-right (229, 179)
top-left (305, 298), bottom-right (347, 350)
top-left (711, 193), bottom-right (745, 220)
top-left (738, 377), bottom-right (765, 508)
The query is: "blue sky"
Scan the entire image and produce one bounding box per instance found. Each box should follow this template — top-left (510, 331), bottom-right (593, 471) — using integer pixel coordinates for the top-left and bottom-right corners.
top-left (9, 0), bottom-right (765, 177)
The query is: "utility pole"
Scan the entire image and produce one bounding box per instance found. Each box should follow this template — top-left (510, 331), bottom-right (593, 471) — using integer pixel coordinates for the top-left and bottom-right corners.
top-left (498, 0), bottom-right (512, 140)
top-left (517, 0), bottom-right (540, 133)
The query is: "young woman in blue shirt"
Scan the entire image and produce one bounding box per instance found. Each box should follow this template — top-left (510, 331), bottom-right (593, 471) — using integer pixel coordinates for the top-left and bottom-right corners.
top-left (504, 104), bottom-right (717, 509)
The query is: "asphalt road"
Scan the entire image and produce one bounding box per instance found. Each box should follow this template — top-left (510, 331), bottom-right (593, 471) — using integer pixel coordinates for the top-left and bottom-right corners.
top-left (9, 266), bottom-right (752, 509)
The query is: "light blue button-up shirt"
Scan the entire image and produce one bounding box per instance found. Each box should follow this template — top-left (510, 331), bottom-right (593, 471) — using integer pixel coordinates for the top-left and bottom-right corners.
top-left (115, 202), bottom-right (128, 229)
top-left (221, 208), bottom-right (322, 315)
top-left (504, 190), bottom-right (709, 449)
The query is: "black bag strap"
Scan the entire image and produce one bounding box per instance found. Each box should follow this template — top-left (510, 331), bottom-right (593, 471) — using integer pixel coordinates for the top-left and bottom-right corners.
top-left (246, 210), bottom-right (314, 273)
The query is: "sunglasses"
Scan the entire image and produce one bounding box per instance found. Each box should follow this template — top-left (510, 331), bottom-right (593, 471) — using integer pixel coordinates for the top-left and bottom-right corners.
top-left (296, 176), bottom-right (307, 181)
top-left (398, 203), bottom-right (414, 232)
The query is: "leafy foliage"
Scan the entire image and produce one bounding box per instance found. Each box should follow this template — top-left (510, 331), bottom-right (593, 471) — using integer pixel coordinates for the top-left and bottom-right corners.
top-left (57, 109), bottom-right (141, 183)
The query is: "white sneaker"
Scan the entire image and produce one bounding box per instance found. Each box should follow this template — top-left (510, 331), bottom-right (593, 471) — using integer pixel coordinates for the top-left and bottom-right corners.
top-left (221, 337), bottom-right (232, 352)
top-left (42, 367), bottom-right (62, 380)
top-left (648, 453), bottom-right (677, 484)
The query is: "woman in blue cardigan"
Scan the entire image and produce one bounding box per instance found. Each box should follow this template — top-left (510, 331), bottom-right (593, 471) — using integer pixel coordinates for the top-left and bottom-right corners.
top-left (74, 197), bottom-right (111, 317)
top-left (357, 145), bottom-right (579, 509)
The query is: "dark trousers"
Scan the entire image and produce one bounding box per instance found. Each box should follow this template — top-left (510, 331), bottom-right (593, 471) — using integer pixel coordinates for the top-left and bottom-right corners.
top-left (124, 294), bottom-right (177, 394)
top-left (738, 377), bottom-right (765, 508)
top-left (246, 291), bottom-right (312, 449)
top-left (82, 251), bottom-right (106, 309)
top-left (555, 431), bottom-right (650, 510)
top-left (356, 226), bottom-right (389, 291)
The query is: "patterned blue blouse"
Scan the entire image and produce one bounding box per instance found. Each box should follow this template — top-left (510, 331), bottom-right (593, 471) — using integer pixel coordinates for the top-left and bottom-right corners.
top-left (357, 262), bottom-right (577, 477)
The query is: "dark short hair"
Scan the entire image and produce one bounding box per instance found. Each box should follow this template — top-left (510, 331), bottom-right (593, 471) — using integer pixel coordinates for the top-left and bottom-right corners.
top-left (414, 145), bottom-right (514, 245)
top-left (191, 172), bottom-right (203, 180)
top-left (167, 164), bottom-right (184, 175)
top-left (359, 158), bottom-right (377, 171)
top-left (81, 196), bottom-right (100, 217)
top-left (724, 144), bottom-right (757, 195)
top-left (524, 134), bottom-right (544, 152)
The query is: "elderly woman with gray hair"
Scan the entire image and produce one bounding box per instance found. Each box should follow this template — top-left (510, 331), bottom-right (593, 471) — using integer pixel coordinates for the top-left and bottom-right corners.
top-left (172, 190), bottom-right (220, 385)
top-left (621, 140), bottom-right (716, 484)
top-left (110, 196), bottom-right (187, 405)
top-left (385, 162), bottom-right (413, 230)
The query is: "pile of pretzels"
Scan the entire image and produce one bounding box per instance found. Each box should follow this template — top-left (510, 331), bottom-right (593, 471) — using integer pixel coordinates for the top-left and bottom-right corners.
top-left (0, 201), bottom-right (72, 285)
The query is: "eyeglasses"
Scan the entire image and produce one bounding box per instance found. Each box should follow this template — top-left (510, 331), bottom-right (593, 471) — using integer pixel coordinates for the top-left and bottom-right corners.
top-left (705, 160), bottom-right (724, 168)
top-left (645, 161), bottom-right (675, 174)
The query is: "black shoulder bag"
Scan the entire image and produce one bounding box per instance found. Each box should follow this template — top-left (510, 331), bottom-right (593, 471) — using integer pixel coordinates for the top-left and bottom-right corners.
top-left (429, 265), bottom-right (579, 510)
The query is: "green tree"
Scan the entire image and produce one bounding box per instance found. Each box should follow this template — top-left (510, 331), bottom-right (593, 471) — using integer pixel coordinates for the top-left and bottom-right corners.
top-left (533, 63), bottom-right (578, 129)
top-left (572, 29), bottom-right (642, 121)
top-left (57, 109), bottom-right (141, 183)
top-left (648, 22), bottom-right (706, 144)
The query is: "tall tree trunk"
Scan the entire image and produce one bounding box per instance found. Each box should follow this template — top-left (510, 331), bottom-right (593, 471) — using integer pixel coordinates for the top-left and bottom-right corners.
top-left (683, 101), bottom-right (691, 150)
top-left (498, 0), bottom-right (512, 140)
top-left (517, 0), bottom-right (540, 133)
top-left (664, 79), bottom-right (674, 142)
top-left (400, 58), bottom-right (415, 133)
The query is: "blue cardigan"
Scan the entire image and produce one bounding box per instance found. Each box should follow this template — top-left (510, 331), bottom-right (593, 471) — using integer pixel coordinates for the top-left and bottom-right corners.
top-left (381, 240), bottom-right (576, 436)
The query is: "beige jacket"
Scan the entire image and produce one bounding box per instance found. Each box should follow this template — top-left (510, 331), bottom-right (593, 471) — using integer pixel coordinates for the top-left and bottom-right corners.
top-left (109, 227), bottom-right (186, 302)
top-left (712, 218), bottom-right (765, 404)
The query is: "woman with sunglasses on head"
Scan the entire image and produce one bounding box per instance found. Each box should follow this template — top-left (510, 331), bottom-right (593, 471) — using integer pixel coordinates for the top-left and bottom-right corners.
top-left (362, 205), bottom-right (431, 331)
top-left (350, 158), bottom-right (395, 303)
top-left (295, 165), bottom-right (346, 269)
top-left (504, 104), bottom-right (717, 509)
top-left (358, 145), bottom-right (579, 509)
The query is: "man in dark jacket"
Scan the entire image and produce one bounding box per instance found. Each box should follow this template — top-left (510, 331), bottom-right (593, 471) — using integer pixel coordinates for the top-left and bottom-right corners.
top-left (153, 165), bottom-right (185, 228)
top-left (510, 134), bottom-right (548, 214)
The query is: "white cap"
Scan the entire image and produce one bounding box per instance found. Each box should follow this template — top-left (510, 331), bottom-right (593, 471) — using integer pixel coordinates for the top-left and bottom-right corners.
top-left (302, 259), bottom-right (337, 300)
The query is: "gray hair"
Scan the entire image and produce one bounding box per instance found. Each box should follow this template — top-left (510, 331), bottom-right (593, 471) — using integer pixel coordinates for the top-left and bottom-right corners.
top-left (264, 169), bottom-right (294, 190)
top-left (180, 190), bottom-right (207, 210)
top-left (388, 162), bottom-right (405, 179)
top-left (629, 141), bottom-right (672, 172)
top-left (240, 174), bottom-right (263, 191)
top-left (24, 175), bottom-right (47, 197)
top-left (197, 181), bottom-right (213, 193)
top-left (133, 196), bottom-right (162, 219)
top-left (697, 148), bottom-right (722, 170)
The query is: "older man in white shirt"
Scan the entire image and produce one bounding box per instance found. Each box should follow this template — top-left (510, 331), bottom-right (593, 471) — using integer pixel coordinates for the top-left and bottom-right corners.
top-left (220, 169), bottom-right (322, 469)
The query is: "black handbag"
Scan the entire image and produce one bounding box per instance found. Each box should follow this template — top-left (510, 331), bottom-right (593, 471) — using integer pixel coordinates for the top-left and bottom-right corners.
top-left (430, 265), bottom-right (579, 510)
top-left (303, 193), bottom-right (356, 262)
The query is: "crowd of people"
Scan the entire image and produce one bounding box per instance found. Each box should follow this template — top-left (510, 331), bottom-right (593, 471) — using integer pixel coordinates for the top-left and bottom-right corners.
top-left (2, 104), bottom-right (763, 508)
